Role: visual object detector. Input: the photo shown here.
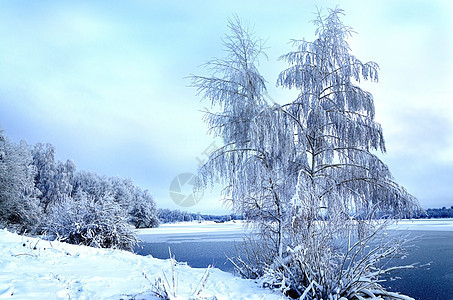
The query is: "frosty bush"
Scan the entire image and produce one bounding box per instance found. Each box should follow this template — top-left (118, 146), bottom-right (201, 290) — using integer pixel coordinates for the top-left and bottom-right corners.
top-left (260, 220), bottom-right (414, 299)
top-left (45, 190), bottom-right (138, 251)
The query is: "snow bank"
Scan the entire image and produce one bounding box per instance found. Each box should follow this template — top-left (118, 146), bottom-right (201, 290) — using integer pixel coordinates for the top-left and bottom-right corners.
top-left (0, 229), bottom-right (282, 299)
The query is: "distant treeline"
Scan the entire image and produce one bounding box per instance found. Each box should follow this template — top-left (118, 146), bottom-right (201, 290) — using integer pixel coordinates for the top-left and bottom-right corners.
top-left (421, 206), bottom-right (453, 219)
top-left (158, 206), bottom-right (453, 223)
top-left (158, 208), bottom-right (243, 224)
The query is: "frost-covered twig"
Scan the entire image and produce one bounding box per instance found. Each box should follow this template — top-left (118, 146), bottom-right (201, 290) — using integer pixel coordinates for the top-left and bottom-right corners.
top-left (13, 253), bottom-right (38, 257)
top-left (192, 265), bottom-right (211, 298)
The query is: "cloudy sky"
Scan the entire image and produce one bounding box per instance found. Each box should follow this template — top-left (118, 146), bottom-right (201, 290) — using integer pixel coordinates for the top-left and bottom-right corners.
top-left (0, 0), bottom-right (452, 214)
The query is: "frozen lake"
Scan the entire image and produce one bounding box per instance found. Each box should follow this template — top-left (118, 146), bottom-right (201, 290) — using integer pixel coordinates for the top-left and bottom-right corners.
top-left (137, 221), bottom-right (247, 272)
top-left (137, 219), bottom-right (453, 299)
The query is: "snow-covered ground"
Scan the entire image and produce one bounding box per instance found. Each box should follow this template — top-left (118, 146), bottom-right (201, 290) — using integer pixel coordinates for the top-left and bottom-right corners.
top-left (0, 228), bottom-right (282, 299)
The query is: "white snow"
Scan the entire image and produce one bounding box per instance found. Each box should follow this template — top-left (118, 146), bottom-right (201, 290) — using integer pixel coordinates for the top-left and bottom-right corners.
top-left (389, 218), bottom-right (453, 231)
top-left (0, 228), bottom-right (282, 299)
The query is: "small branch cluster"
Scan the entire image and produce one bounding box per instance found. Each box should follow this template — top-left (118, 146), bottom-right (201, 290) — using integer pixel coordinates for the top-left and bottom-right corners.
top-left (151, 249), bottom-right (214, 300)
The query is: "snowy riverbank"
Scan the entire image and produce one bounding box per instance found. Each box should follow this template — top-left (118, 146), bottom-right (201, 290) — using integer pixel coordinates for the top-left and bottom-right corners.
top-left (2, 219), bottom-right (452, 298)
top-left (0, 229), bottom-right (282, 299)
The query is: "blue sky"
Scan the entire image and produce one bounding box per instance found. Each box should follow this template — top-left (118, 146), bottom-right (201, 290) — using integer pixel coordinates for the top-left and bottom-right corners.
top-left (0, 0), bottom-right (452, 214)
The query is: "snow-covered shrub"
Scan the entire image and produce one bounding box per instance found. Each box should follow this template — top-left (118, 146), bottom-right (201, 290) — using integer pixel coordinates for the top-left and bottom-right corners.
top-left (44, 190), bottom-right (137, 251)
top-left (228, 232), bottom-right (276, 279)
top-left (260, 220), bottom-right (413, 299)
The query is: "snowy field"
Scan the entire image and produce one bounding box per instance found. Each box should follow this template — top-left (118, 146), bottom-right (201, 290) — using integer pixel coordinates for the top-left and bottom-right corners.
top-left (0, 228), bottom-right (281, 299)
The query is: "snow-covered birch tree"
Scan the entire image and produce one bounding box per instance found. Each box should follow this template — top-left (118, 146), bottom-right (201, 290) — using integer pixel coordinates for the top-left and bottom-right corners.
top-left (277, 8), bottom-right (418, 223)
top-left (193, 9), bottom-right (420, 299)
top-left (259, 9), bottom-right (421, 298)
top-left (192, 17), bottom-right (302, 262)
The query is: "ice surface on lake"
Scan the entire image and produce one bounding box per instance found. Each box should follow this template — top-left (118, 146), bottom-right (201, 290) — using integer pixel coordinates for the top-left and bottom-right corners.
top-left (389, 218), bottom-right (453, 231)
top-left (136, 219), bottom-right (453, 299)
top-left (137, 219), bottom-right (453, 243)
top-left (138, 220), bottom-right (248, 243)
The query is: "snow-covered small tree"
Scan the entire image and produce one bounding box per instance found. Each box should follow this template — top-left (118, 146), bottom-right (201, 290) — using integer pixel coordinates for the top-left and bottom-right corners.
top-left (32, 143), bottom-right (75, 212)
top-left (31, 143), bottom-right (57, 211)
top-left (110, 177), bottom-right (134, 206)
top-left (0, 137), bottom-right (40, 233)
top-left (130, 187), bottom-right (159, 228)
top-left (72, 173), bottom-right (158, 229)
top-left (71, 170), bottom-right (112, 201)
top-left (56, 159), bottom-right (76, 197)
